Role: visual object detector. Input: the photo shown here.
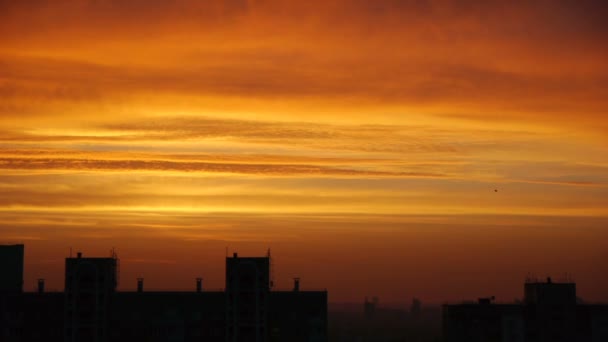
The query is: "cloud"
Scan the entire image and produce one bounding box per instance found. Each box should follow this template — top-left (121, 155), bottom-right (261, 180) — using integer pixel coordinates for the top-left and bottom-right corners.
top-left (0, 157), bottom-right (446, 178)
top-left (0, 115), bottom-right (467, 156)
top-left (507, 179), bottom-right (605, 188)
top-left (1, 54), bottom-right (606, 121)
top-left (0, 0), bottom-right (607, 303)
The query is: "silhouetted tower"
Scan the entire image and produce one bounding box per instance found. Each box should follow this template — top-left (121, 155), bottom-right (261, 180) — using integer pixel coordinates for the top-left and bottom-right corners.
top-left (37, 278), bottom-right (45, 293)
top-left (196, 277), bottom-right (203, 293)
top-left (364, 296), bottom-right (378, 320)
top-left (524, 277), bottom-right (577, 341)
top-left (137, 278), bottom-right (144, 293)
top-left (0, 244), bottom-right (24, 293)
top-left (410, 298), bottom-right (422, 319)
top-left (64, 251), bottom-right (118, 342)
top-left (226, 252), bottom-right (270, 342)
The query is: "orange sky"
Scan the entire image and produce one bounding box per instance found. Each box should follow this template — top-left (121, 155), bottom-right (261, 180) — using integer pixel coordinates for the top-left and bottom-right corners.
top-left (1, 0), bottom-right (607, 304)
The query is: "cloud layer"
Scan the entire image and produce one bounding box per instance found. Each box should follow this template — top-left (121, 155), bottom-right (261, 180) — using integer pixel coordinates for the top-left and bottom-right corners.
top-left (1, 0), bottom-right (607, 302)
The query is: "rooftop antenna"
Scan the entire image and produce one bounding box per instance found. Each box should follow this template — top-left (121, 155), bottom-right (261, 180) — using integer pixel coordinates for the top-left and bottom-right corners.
top-left (526, 272), bottom-right (539, 283)
top-left (268, 248), bottom-right (274, 290)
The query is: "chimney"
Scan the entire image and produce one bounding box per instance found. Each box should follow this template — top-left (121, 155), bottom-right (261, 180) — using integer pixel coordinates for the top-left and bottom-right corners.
top-left (293, 277), bottom-right (300, 292)
top-left (77, 252), bottom-right (82, 259)
top-left (37, 279), bottom-right (45, 293)
top-left (196, 278), bottom-right (203, 293)
top-left (137, 278), bottom-right (144, 293)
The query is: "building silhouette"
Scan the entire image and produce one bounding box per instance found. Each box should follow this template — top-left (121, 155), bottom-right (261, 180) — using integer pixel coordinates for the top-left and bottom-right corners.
top-left (0, 244), bottom-right (327, 342)
top-left (410, 298), bottom-right (422, 320)
top-left (64, 252), bottom-right (118, 341)
top-left (363, 297), bottom-right (378, 321)
top-left (0, 244), bottom-right (24, 293)
top-left (226, 253), bottom-right (270, 341)
top-left (443, 278), bottom-right (608, 342)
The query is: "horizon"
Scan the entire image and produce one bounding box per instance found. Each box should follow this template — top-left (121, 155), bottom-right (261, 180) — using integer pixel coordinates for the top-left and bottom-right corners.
top-left (1, 0), bottom-right (607, 306)
top-left (8, 241), bottom-right (607, 305)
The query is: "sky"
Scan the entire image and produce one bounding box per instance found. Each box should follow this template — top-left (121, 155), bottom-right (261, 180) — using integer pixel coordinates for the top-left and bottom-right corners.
top-left (1, 0), bottom-right (607, 304)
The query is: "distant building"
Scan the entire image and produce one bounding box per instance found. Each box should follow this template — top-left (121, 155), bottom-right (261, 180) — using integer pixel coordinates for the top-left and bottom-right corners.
top-left (443, 278), bottom-right (608, 342)
top-left (410, 298), bottom-right (422, 319)
top-left (0, 246), bottom-right (327, 342)
top-left (363, 297), bottom-right (378, 320)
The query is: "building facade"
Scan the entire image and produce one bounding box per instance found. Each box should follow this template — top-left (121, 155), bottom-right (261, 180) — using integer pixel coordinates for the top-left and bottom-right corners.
top-left (225, 253), bottom-right (270, 342)
top-left (0, 245), bottom-right (24, 293)
top-left (0, 245), bottom-right (327, 342)
top-left (443, 278), bottom-right (608, 342)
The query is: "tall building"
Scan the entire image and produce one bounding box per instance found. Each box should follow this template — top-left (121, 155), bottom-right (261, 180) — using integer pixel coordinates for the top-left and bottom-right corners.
top-left (523, 279), bottom-right (577, 341)
top-left (1, 244), bottom-right (63, 341)
top-left (0, 245), bottom-right (327, 342)
top-left (0, 244), bottom-right (24, 293)
top-left (443, 278), bottom-right (608, 342)
top-left (64, 251), bottom-right (118, 342)
top-left (225, 253), bottom-right (270, 342)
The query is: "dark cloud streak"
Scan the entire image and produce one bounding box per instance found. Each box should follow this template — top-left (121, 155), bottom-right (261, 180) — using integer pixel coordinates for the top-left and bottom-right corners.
top-left (0, 157), bottom-right (447, 178)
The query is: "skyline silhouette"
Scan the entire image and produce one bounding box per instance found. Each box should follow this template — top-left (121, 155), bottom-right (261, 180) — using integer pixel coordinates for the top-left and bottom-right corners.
top-left (1, 244), bottom-right (328, 341)
top-left (2, 243), bottom-right (605, 304)
top-left (4, 221), bottom-right (607, 304)
top-left (2, 244), bottom-right (607, 341)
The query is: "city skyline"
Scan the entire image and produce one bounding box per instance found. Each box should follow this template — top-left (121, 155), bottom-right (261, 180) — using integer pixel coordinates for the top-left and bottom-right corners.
top-left (3, 243), bottom-right (606, 341)
top-left (0, 244), bottom-right (328, 341)
top-left (1, 0), bottom-right (607, 304)
top-left (6, 242), bottom-right (607, 305)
